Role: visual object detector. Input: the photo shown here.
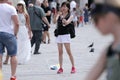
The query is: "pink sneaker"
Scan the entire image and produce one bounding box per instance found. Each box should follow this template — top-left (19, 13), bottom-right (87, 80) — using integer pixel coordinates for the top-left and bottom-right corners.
top-left (71, 67), bottom-right (76, 74)
top-left (57, 68), bottom-right (63, 74)
top-left (10, 76), bottom-right (17, 80)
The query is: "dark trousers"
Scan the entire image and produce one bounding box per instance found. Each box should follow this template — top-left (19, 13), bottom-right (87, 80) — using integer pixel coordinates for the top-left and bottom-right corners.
top-left (31, 30), bottom-right (42, 53)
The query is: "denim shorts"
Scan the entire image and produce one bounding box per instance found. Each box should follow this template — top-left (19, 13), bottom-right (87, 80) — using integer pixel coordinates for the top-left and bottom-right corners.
top-left (0, 32), bottom-right (17, 56)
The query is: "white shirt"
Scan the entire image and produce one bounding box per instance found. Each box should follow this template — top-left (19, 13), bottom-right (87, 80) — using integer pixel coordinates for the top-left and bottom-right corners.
top-left (70, 1), bottom-right (76, 11)
top-left (50, 1), bottom-right (57, 9)
top-left (0, 3), bottom-right (17, 34)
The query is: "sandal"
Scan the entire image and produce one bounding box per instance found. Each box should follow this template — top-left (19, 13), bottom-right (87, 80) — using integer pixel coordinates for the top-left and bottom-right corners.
top-left (48, 40), bottom-right (50, 44)
top-left (42, 41), bottom-right (46, 44)
top-left (57, 68), bottom-right (63, 74)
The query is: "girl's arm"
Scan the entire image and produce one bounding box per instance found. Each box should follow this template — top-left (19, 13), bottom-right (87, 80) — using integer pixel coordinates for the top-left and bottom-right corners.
top-left (25, 13), bottom-right (32, 39)
top-left (46, 10), bottom-right (51, 16)
top-left (62, 15), bottom-right (73, 26)
top-left (85, 51), bottom-right (107, 80)
top-left (53, 11), bottom-right (61, 24)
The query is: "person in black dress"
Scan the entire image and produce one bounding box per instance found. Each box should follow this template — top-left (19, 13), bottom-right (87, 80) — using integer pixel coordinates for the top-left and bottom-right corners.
top-left (41, 0), bottom-right (51, 44)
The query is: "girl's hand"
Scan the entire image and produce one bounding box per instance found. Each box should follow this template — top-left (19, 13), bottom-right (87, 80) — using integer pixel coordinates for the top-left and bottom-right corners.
top-left (57, 11), bottom-right (62, 16)
top-left (62, 19), bottom-right (68, 26)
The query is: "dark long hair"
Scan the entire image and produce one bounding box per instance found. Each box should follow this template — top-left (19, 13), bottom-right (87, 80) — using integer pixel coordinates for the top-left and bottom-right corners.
top-left (61, 2), bottom-right (70, 13)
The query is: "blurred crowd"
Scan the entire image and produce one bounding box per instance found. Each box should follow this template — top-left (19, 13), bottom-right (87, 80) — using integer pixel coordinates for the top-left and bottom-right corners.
top-left (1, 0), bottom-right (120, 80)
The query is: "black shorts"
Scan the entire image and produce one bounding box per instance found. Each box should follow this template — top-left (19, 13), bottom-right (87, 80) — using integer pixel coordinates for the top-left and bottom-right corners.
top-left (43, 26), bottom-right (49, 31)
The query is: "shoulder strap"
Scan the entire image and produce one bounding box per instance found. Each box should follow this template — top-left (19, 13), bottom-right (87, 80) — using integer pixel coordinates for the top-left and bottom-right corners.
top-left (33, 6), bottom-right (42, 19)
top-left (65, 13), bottom-right (71, 20)
top-left (33, 6), bottom-right (46, 25)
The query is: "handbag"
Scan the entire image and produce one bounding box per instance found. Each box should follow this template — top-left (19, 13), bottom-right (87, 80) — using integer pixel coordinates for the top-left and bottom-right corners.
top-left (54, 29), bottom-right (58, 37)
top-left (65, 14), bottom-right (76, 39)
top-left (67, 22), bottom-right (76, 38)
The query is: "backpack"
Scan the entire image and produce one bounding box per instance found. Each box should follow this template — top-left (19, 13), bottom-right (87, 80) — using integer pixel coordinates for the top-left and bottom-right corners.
top-left (66, 13), bottom-right (76, 38)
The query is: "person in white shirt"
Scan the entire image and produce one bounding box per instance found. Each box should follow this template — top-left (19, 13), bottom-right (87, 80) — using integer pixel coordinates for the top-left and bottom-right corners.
top-left (70, 0), bottom-right (76, 12)
top-left (0, 0), bottom-right (19, 80)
